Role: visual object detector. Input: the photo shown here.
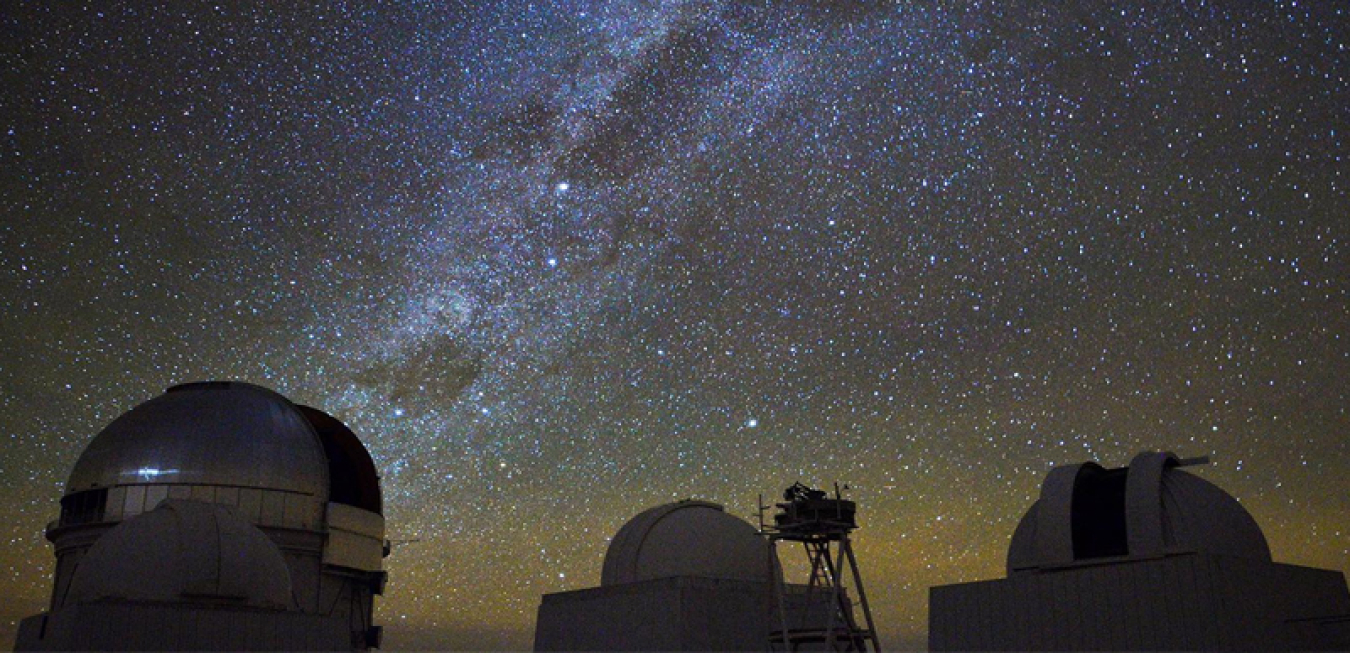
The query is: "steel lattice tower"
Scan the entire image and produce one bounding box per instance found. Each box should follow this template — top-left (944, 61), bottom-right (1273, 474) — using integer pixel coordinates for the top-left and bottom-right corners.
top-left (762, 483), bottom-right (881, 653)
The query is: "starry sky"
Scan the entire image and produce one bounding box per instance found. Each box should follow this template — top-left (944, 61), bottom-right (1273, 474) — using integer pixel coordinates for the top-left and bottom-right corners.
top-left (1, 0), bottom-right (1347, 649)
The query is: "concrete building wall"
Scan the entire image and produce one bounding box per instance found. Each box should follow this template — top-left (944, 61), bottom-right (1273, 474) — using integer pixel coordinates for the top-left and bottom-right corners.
top-left (16, 602), bottom-right (353, 651)
top-left (534, 576), bottom-right (772, 651)
top-left (930, 553), bottom-right (1350, 651)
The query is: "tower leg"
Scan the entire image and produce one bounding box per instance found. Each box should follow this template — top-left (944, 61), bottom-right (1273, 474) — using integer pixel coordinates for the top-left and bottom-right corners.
top-left (770, 540), bottom-right (792, 652)
top-left (842, 539), bottom-right (881, 652)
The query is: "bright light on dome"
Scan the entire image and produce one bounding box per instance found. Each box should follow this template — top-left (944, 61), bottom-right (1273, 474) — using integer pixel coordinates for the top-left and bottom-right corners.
top-left (132, 467), bottom-right (177, 478)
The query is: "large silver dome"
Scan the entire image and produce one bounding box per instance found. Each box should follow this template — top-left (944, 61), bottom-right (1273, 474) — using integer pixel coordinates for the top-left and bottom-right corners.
top-left (66, 381), bottom-right (329, 498)
top-left (27, 383), bottom-right (388, 653)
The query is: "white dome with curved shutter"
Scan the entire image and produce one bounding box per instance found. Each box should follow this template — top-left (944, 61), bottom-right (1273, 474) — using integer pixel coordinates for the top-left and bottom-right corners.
top-left (1007, 451), bottom-right (1270, 574)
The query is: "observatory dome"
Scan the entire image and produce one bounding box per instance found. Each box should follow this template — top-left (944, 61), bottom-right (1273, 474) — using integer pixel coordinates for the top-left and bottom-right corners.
top-left (1007, 451), bottom-right (1271, 573)
top-left (66, 500), bottom-right (294, 610)
top-left (601, 500), bottom-right (773, 586)
top-left (66, 381), bottom-right (329, 497)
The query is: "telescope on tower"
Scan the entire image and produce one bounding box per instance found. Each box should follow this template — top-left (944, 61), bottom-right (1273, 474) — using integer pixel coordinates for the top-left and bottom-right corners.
top-left (761, 482), bottom-right (881, 652)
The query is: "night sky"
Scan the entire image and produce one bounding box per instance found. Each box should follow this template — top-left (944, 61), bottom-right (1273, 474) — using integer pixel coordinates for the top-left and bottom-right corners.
top-left (2, 1), bottom-right (1347, 649)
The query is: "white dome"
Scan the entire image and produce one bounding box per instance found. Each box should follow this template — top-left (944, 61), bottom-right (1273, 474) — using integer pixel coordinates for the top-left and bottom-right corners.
top-left (66, 381), bottom-right (329, 497)
top-left (601, 500), bottom-right (774, 586)
top-left (67, 500), bottom-right (294, 610)
top-left (1008, 451), bottom-right (1271, 573)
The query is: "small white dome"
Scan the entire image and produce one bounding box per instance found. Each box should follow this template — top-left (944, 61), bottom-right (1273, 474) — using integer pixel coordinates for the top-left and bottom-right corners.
top-left (601, 500), bottom-right (774, 586)
top-left (1008, 451), bottom-right (1271, 573)
top-left (67, 500), bottom-right (294, 610)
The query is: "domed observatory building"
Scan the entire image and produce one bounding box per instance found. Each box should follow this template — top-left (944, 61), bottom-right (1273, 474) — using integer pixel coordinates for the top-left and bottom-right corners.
top-left (928, 451), bottom-right (1350, 651)
top-left (534, 500), bottom-right (780, 651)
top-left (15, 382), bottom-right (388, 651)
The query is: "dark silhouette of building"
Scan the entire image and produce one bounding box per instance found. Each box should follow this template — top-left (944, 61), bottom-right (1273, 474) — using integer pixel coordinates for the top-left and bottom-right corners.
top-left (15, 381), bottom-right (387, 651)
top-left (929, 451), bottom-right (1350, 651)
